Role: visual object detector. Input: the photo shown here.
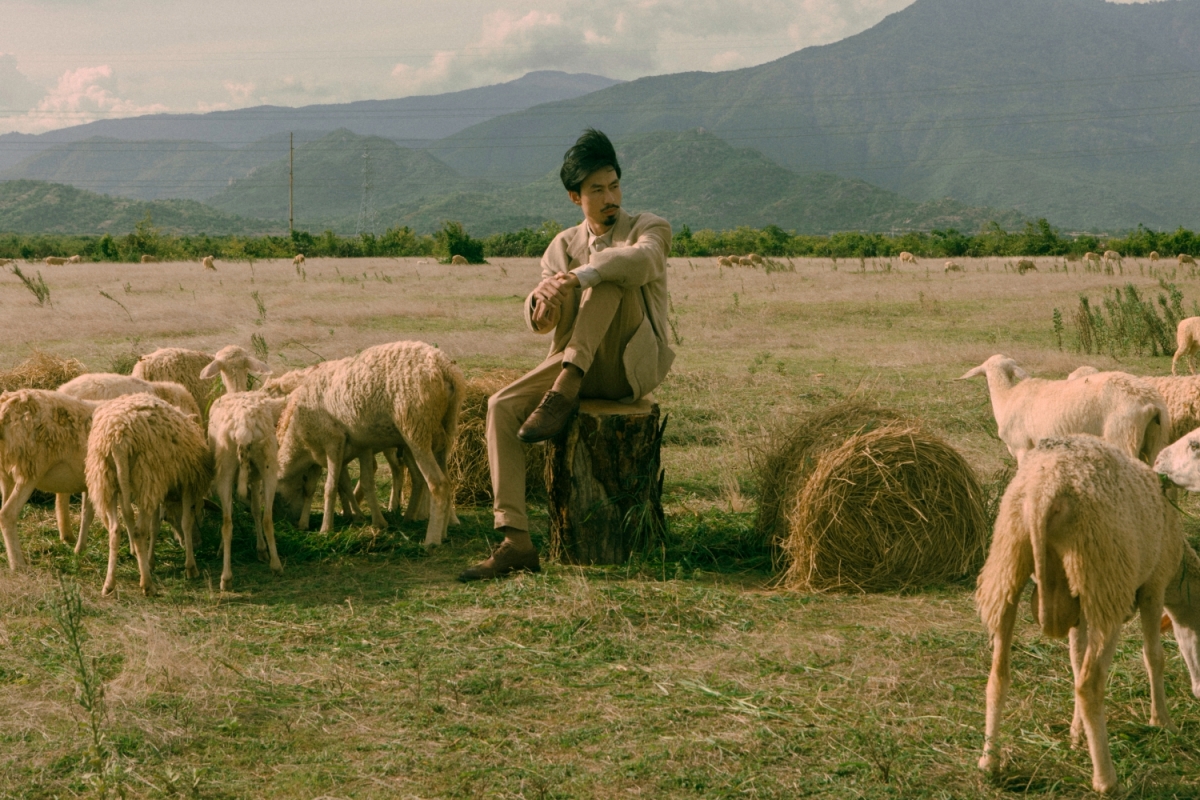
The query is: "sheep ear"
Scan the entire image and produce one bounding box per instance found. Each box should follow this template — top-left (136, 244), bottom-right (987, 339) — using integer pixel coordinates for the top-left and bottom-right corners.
top-left (958, 364), bottom-right (986, 380)
top-left (198, 361), bottom-right (222, 380)
top-left (1012, 366), bottom-right (1030, 380)
top-left (247, 357), bottom-right (271, 376)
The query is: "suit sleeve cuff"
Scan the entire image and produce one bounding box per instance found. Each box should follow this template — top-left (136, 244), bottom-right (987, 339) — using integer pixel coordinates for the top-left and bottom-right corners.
top-left (573, 265), bottom-right (601, 289)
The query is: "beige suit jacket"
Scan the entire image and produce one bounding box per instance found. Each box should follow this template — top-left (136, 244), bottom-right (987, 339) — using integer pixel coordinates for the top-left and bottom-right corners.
top-left (523, 209), bottom-right (674, 401)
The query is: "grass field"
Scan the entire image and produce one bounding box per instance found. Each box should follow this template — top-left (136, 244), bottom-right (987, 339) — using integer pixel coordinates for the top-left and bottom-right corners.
top-left (2, 253), bottom-right (1200, 798)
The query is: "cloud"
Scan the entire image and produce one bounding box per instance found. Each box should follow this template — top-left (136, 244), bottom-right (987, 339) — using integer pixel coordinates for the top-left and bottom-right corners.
top-left (6, 64), bottom-right (168, 133)
top-left (0, 55), bottom-right (43, 116)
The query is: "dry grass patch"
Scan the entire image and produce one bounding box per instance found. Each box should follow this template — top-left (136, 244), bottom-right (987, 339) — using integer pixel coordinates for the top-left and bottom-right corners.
top-left (0, 351), bottom-right (83, 392)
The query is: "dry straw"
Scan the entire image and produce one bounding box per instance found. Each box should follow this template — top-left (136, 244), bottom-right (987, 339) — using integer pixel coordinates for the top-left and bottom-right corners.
top-left (0, 351), bottom-right (84, 393)
top-left (449, 369), bottom-right (546, 506)
top-left (782, 423), bottom-right (989, 593)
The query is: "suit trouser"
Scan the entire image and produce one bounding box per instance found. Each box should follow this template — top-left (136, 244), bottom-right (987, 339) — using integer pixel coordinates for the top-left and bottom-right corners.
top-left (486, 282), bottom-right (644, 531)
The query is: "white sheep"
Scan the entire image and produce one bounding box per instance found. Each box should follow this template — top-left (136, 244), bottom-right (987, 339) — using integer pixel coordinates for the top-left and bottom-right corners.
top-left (1016, 259), bottom-right (1037, 274)
top-left (977, 434), bottom-right (1193, 794)
top-left (1171, 316), bottom-right (1200, 375)
top-left (58, 373), bottom-right (201, 422)
top-left (1068, 367), bottom-right (1200, 446)
top-left (1153, 433), bottom-right (1200, 699)
top-left (274, 341), bottom-right (462, 546)
top-left (715, 256), bottom-right (733, 268)
top-left (450, 254), bottom-right (468, 265)
top-left (1084, 252), bottom-right (1101, 265)
top-left (87, 393), bottom-right (213, 596)
top-left (140, 255), bottom-right (159, 264)
top-left (944, 261), bottom-right (964, 273)
top-left (202, 255), bottom-right (215, 271)
top-left (0, 390), bottom-right (95, 569)
top-left (198, 344), bottom-right (271, 394)
top-left (43, 256), bottom-right (68, 266)
top-left (68, 255), bottom-right (81, 264)
top-left (1102, 249), bottom-right (1122, 266)
top-left (959, 355), bottom-right (1168, 465)
top-left (1150, 251), bottom-right (1161, 262)
top-left (1180, 254), bottom-right (1196, 266)
top-left (207, 390), bottom-right (287, 591)
top-left (132, 347), bottom-right (221, 418)
top-left (899, 251), bottom-right (917, 264)
top-left (747, 253), bottom-right (763, 266)
top-left (292, 254), bottom-right (305, 267)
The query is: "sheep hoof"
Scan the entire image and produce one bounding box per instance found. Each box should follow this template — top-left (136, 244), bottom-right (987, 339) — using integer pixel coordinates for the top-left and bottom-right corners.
top-left (101, 581), bottom-right (115, 596)
top-left (270, 561), bottom-right (283, 575)
top-left (185, 564), bottom-right (199, 579)
top-left (256, 548), bottom-right (269, 563)
top-left (978, 753), bottom-right (998, 773)
top-left (220, 577), bottom-right (232, 592)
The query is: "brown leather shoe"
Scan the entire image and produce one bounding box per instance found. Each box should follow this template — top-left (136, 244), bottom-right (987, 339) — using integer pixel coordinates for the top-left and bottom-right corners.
top-left (517, 390), bottom-right (580, 443)
top-left (457, 541), bottom-right (541, 581)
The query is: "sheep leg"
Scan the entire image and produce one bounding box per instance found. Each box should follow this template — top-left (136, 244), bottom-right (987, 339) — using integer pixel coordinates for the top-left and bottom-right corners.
top-left (1068, 619), bottom-right (1087, 747)
top-left (383, 447), bottom-right (403, 512)
top-left (101, 508), bottom-right (122, 596)
top-left (297, 467), bottom-right (317, 531)
top-left (320, 442), bottom-right (345, 534)
top-left (260, 467), bottom-right (282, 576)
top-left (55, 493), bottom-right (75, 546)
top-left (979, 597), bottom-right (1018, 774)
top-left (0, 478), bottom-right (36, 570)
top-left (181, 488), bottom-right (198, 582)
top-left (1139, 594), bottom-right (1175, 732)
top-left (74, 492), bottom-right (95, 555)
top-left (402, 447), bottom-right (428, 522)
top-left (358, 453), bottom-right (387, 528)
top-left (1075, 628), bottom-right (1121, 794)
top-left (405, 443), bottom-right (450, 548)
top-left (131, 511), bottom-right (157, 597)
top-left (249, 474), bottom-right (268, 561)
top-left (218, 472), bottom-right (236, 592)
top-left (337, 465), bottom-right (361, 520)
top-left (434, 441), bottom-right (460, 527)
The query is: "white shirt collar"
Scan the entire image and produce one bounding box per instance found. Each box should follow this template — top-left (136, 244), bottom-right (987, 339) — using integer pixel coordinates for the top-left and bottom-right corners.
top-left (587, 224), bottom-right (615, 252)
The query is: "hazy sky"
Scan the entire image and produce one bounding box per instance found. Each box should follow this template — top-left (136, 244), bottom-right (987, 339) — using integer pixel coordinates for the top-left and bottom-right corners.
top-left (0, 0), bottom-right (1157, 135)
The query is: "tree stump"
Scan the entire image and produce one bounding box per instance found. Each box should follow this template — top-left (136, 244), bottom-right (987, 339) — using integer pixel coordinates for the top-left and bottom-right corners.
top-left (546, 398), bottom-right (666, 565)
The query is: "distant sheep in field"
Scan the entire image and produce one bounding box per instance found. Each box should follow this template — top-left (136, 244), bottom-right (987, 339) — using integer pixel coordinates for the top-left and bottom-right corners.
top-left (1016, 259), bottom-right (1037, 274)
top-left (68, 255), bottom-right (81, 264)
top-left (292, 254), bottom-right (305, 267)
top-left (450, 254), bottom-right (468, 265)
top-left (1180, 254), bottom-right (1196, 266)
top-left (132, 347), bottom-right (222, 420)
top-left (944, 261), bottom-right (964, 273)
top-left (207, 390), bottom-right (287, 591)
top-left (747, 253), bottom-right (763, 266)
top-left (43, 257), bottom-right (68, 266)
top-left (716, 256), bottom-right (733, 268)
top-left (202, 255), bottom-right (215, 270)
top-left (1171, 316), bottom-right (1200, 375)
top-left (1084, 252), bottom-right (1101, 265)
top-left (959, 354), bottom-right (1168, 465)
top-left (0, 390), bottom-right (95, 570)
top-left (899, 251), bottom-right (917, 264)
top-left (1150, 251), bottom-right (1161, 262)
top-left (87, 393), bottom-right (213, 596)
top-left (141, 255), bottom-right (159, 264)
top-left (1103, 249), bottom-right (1122, 266)
top-left (977, 435), bottom-right (1193, 794)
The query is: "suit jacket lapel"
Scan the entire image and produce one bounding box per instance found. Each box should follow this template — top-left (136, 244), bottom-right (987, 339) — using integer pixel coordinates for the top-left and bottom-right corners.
top-left (566, 220), bottom-right (590, 267)
top-left (610, 209), bottom-right (633, 245)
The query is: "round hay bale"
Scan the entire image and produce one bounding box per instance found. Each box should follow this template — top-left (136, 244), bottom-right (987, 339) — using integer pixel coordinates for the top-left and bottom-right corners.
top-left (448, 369), bottom-right (547, 507)
top-left (753, 401), bottom-right (907, 552)
top-left (782, 424), bottom-right (988, 593)
top-left (0, 351), bottom-right (84, 393)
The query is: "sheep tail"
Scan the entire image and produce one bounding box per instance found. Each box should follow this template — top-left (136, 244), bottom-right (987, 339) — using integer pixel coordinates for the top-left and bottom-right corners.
top-left (112, 443), bottom-right (137, 537)
top-left (233, 417), bottom-right (254, 501)
top-left (1029, 493), bottom-right (1079, 639)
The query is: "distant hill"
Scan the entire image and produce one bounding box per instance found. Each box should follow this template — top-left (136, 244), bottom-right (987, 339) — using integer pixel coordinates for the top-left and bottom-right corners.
top-left (428, 0), bottom-right (1200, 230)
top-left (0, 180), bottom-right (275, 235)
top-left (0, 71), bottom-right (621, 174)
top-left (206, 128), bottom-right (1023, 236)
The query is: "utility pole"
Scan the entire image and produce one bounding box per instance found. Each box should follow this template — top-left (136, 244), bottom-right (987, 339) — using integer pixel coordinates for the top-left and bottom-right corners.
top-left (288, 132), bottom-right (294, 236)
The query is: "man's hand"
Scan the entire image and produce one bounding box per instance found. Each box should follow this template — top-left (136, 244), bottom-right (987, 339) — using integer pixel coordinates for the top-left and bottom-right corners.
top-left (531, 272), bottom-right (580, 329)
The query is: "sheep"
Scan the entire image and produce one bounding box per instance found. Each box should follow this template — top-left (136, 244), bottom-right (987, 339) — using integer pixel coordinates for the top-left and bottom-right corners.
top-left (1068, 367), bottom-right (1200, 446)
top-left (1180, 254), bottom-right (1196, 266)
top-left (450, 254), bottom-right (468, 265)
top-left (1171, 316), bottom-right (1200, 375)
top-left (292, 254), bottom-right (305, 267)
top-left (958, 354), bottom-right (1168, 465)
top-left (1102, 249), bottom-right (1122, 266)
top-left (715, 256), bottom-right (733, 268)
top-left (141, 255), bottom-right (159, 264)
top-left (0, 390), bottom-right (96, 570)
top-left (1153, 432), bottom-right (1200, 700)
top-left (87, 393), bottom-right (213, 595)
top-left (1150, 251), bottom-right (1161, 262)
top-left (207, 390), bottom-right (287, 591)
top-left (69, 255), bottom-right (81, 264)
top-left (132, 347), bottom-right (221, 419)
top-left (944, 261), bottom-right (963, 273)
top-left (737, 256), bottom-right (754, 267)
top-left (274, 341), bottom-right (462, 546)
top-left (202, 255), bottom-right (215, 270)
top-left (747, 253), bottom-right (763, 266)
top-left (899, 251), bottom-right (918, 264)
top-left (1016, 259), bottom-right (1037, 274)
top-left (58, 373), bottom-right (201, 422)
top-left (198, 344), bottom-right (271, 394)
top-left (1084, 252), bottom-right (1101, 265)
top-left (43, 257), bottom-right (68, 266)
top-left (977, 434), bottom-right (1191, 794)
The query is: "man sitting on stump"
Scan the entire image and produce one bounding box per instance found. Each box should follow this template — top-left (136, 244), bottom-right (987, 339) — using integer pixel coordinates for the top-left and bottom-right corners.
top-left (458, 128), bottom-right (674, 581)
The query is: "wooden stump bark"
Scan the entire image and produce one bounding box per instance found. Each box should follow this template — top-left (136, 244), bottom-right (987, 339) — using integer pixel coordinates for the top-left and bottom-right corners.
top-left (546, 398), bottom-right (666, 565)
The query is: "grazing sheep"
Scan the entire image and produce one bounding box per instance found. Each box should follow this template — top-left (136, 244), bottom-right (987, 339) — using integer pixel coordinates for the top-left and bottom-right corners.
top-left (1180, 254), bottom-right (1196, 266)
top-left (202, 255), bottom-right (215, 270)
top-left (1150, 251), bottom-right (1161, 262)
top-left (899, 251), bottom-right (918, 264)
top-left (292, 254), bottom-right (305, 267)
top-left (87, 394), bottom-right (213, 596)
top-left (43, 257), bottom-right (68, 266)
top-left (450, 254), bottom-right (468, 265)
top-left (58, 373), bottom-right (201, 422)
top-left (959, 355), bottom-right (1168, 465)
top-left (977, 435), bottom-right (1191, 794)
top-left (198, 344), bottom-right (271, 394)
top-left (1084, 252), bottom-right (1101, 265)
top-left (207, 391), bottom-right (287, 591)
top-left (0, 390), bottom-right (95, 569)
top-left (747, 253), bottom-right (763, 266)
top-left (140, 255), bottom-right (159, 264)
top-left (1171, 316), bottom-right (1200, 375)
top-left (1102, 249), bottom-right (1122, 267)
top-left (68, 255), bottom-right (81, 264)
top-left (132, 348), bottom-right (220, 419)
top-left (274, 341), bottom-right (463, 546)
top-left (716, 256), bottom-right (733, 268)
top-left (1068, 368), bottom-right (1200, 446)
top-left (1016, 259), bottom-right (1037, 274)
top-left (944, 261), bottom-right (963, 273)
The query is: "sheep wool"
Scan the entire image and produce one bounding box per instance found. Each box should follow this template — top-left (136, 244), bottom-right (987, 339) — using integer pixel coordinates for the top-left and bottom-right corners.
top-left (132, 347), bottom-right (220, 420)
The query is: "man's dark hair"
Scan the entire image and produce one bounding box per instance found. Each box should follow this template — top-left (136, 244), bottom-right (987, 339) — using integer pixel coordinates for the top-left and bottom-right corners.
top-left (560, 128), bottom-right (621, 194)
